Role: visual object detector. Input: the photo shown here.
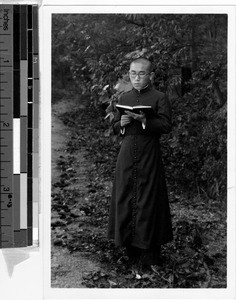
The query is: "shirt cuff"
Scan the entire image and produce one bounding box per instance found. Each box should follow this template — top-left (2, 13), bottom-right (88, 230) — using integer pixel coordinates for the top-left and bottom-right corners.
top-left (120, 127), bottom-right (126, 135)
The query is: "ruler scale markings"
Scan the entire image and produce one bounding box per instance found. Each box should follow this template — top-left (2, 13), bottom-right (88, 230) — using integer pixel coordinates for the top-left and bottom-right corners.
top-left (1, 193), bottom-right (13, 194)
top-left (0, 4), bottom-right (37, 248)
top-left (0, 5), bottom-right (14, 248)
top-left (0, 129), bottom-right (12, 131)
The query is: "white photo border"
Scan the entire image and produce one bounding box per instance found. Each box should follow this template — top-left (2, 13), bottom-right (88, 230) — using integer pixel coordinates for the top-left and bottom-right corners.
top-left (41, 3), bottom-right (236, 300)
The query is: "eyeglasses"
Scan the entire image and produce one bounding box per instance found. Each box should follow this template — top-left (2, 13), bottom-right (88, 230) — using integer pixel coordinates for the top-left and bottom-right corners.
top-left (129, 71), bottom-right (151, 78)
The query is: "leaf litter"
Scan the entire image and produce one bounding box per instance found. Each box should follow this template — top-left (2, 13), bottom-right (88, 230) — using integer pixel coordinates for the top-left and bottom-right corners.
top-left (51, 102), bottom-right (226, 289)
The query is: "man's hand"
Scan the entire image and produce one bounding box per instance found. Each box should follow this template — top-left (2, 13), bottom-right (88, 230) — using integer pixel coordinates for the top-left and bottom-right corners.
top-left (125, 111), bottom-right (146, 125)
top-left (120, 114), bottom-right (133, 127)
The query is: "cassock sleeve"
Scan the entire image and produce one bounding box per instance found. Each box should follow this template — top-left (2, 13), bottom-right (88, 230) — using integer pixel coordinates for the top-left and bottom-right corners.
top-left (145, 94), bottom-right (172, 134)
top-left (112, 97), bottom-right (123, 135)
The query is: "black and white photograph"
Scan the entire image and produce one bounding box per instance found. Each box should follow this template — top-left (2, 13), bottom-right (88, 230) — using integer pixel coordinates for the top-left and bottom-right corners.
top-left (51, 11), bottom-right (228, 290)
top-left (0, 2), bottom-right (235, 300)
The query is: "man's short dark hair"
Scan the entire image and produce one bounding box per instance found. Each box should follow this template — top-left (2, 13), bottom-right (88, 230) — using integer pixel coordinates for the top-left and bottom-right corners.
top-left (130, 57), bottom-right (153, 72)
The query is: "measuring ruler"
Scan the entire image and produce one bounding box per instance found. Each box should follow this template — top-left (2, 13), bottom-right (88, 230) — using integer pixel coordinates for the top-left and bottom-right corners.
top-left (0, 4), bottom-right (39, 248)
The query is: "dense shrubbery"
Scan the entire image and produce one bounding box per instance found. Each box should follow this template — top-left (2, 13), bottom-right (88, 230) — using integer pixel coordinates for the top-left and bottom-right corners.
top-left (162, 90), bottom-right (226, 200)
top-left (52, 13), bottom-right (227, 202)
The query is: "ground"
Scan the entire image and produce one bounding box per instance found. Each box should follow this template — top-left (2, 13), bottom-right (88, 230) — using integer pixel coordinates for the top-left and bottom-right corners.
top-left (51, 96), bottom-right (226, 289)
top-left (51, 99), bottom-right (100, 288)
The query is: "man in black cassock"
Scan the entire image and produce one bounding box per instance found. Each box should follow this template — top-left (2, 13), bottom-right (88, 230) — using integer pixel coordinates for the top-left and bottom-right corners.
top-left (108, 57), bottom-right (173, 267)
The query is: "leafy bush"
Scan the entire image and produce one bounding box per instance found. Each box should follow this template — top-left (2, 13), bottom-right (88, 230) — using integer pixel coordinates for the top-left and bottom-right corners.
top-left (52, 13), bottom-right (227, 202)
top-left (162, 83), bottom-right (226, 201)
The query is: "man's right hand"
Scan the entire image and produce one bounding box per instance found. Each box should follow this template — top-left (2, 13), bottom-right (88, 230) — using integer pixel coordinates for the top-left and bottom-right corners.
top-left (121, 114), bottom-right (132, 127)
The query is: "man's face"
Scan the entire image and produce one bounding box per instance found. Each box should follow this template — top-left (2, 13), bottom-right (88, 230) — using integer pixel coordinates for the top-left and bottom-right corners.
top-left (129, 62), bottom-right (152, 90)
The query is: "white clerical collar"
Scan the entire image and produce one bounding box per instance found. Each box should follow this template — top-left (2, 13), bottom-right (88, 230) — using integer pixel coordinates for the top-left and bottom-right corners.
top-left (136, 84), bottom-right (150, 93)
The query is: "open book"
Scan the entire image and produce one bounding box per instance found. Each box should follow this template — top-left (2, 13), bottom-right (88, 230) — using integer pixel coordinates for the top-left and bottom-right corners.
top-left (116, 104), bottom-right (156, 117)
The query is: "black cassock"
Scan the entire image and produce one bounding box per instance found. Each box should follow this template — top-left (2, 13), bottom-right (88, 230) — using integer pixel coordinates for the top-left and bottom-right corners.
top-left (108, 85), bottom-right (173, 250)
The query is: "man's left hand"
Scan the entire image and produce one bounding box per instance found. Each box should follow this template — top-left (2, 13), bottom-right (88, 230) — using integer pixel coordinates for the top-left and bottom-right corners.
top-left (125, 111), bottom-right (146, 125)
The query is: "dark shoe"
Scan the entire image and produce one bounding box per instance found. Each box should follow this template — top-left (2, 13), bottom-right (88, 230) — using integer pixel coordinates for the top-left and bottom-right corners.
top-left (153, 255), bottom-right (165, 267)
top-left (126, 245), bottom-right (141, 260)
top-left (140, 246), bottom-right (162, 266)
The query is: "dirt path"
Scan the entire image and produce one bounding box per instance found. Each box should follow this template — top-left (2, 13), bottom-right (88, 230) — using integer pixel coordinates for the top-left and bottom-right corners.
top-left (50, 97), bottom-right (226, 289)
top-left (51, 99), bottom-right (100, 288)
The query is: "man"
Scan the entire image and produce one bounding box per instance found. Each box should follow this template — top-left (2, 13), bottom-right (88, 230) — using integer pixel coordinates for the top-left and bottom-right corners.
top-left (108, 57), bottom-right (173, 267)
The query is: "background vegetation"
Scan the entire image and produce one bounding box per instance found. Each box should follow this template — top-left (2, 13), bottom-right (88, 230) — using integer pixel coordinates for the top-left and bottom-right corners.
top-left (51, 13), bottom-right (227, 288)
top-left (52, 13), bottom-right (227, 201)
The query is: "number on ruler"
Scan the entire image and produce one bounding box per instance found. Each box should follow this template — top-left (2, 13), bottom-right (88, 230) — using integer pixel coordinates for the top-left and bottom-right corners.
top-left (7, 194), bottom-right (12, 208)
top-left (3, 122), bottom-right (9, 127)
